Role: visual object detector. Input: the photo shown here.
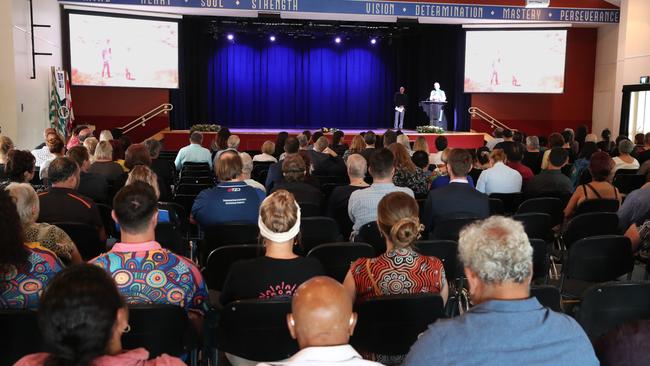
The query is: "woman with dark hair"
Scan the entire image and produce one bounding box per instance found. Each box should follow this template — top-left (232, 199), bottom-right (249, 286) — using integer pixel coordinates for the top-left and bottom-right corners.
top-left (564, 152), bottom-right (621, 219)
top-left (575, 125), bottom-right (588, 152)
top-left (273, 131), bottom-right (289, 158)
top-left (0, 189), bottom-right (62, 310)
top-left (211, 127), bottom-right (231, 153)
top-left (571, 141), bottom-right (598, 187)
top-left (331, 130), bottom-right (348, 156)
top-left (15, 264), bottom-right (184, 366)
top-left (597, 128), bottom-right (615, 153)
top-left (1, 150), bottom-right (36, 189)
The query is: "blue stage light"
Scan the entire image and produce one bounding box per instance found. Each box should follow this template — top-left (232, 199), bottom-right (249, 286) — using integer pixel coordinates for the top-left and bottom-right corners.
top-left (335, 37), bottom-right (342, 44)
top-left (227, 34), bottom-right (234, 41)
top-left (270, 35), bottom-right (276, 42)
top-left (370, 38), bottom-right (377, 45)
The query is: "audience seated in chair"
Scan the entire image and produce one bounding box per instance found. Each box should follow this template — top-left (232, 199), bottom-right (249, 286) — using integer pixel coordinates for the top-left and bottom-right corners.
top-left (192, 150), bottom-right (265, 228)
top-left (0, 189), bottom-right (62, 310)
top-left (0, 150), bottom-right (37, 190)
top-left (6, 183), bottom-right (82, 264)
top-left (476, 148), bottom-right (522, 195)
top-left (342, 135), bottom-right (366, 163)
top-left (570, 141), bottom-right (598, 188)
top-left (254, 140), bottom-right (278, 163)
top-left (422, 148), bottom-right (489, 234)
top-left (31, 128), bottom-right (58, 167)
top-left (540, 133), bottom-right (567, 171)
top-left (388, 143), bottom-right (428, 196)
top-left (348, 148), bottom-right (414, 237)
top-left (404, 216), bottom-right (598, 366)
top-left (525, 147), bottom-right (573, 196)
top-left (144, 138), bottom-right (175, 189)
top-left (220, 189), bottom-right (323, 307)
top-left (37, 157), bottom-right (106, 243)
top-left (259, 276), bottom-right (382, 366)
top-left (0, 135), bottom-right (14, 177)
top-left (174, 131), bottom-right (213, 171)
top-left (331, 130), bottom-right (349, 157)
top-left (39, 136), bottom-right (65, 181)
top-left (618, 181), bottom-right (650, 233)
top-left (125, 165), bottom-right (170, 224)
top-left (215, 135), bottom-right (241, 161)
top-left (344, 192), bottom-right (448, 302)
top-left (266, 137), bottom-right (308, 191)
top-left (359, 131), bottom-right (377, 163)
top-left (523, 136), bottom-right (543, 175)
top-left (272, 154), bottom-right (322, 208)
top-left (309, 136), bottom-right (346, 177)
top-left (564, 152), bottom-right (621, 219)
top-left (505, 142), bottom-right (534, 186)
top-left (91, 182), bottom-right (208, 332)
top-left (327, 154), bottom-right (369, 220)
top-left (240, 152), bottom-right (266, 192)
top-left (612, 139), bottom-right (640, 174)
top-left (67, 145), bottom-right (110, 204)
top-left (430, 148), bottom-right (476, 190)
top-left (89, 141), bottom-right (125, 182)
top-left (15, 264), bottom-right (185, 366)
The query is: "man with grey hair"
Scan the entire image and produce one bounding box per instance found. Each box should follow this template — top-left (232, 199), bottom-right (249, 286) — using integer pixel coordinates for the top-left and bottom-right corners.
top-left (310, 136), bottom-right (346, 176)
top-left (327, 154), bottom-right (369, 237)
top-left (215, 135), bottom-right (241, 161)
top-left (239, 152), bottom-right (266, 192)
top-left (523, 135), bottom-right (542, 175)
top-left (405, 216), bottom-right (597, 366)
top-left (174, 131), bottom-right (212, 170)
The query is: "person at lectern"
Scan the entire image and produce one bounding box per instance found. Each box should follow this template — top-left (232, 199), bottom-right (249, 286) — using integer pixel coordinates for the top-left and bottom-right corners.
top-left (429, 82), bottom-right (446, 103)
top-left (394, 86), bottom-right (408, 130)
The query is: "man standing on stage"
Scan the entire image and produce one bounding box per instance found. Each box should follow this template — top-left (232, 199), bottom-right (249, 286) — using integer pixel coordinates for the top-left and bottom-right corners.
top-left (394, 86), bottom-right (408, 130)
top-left (429, 82), bottom-right (446, 103)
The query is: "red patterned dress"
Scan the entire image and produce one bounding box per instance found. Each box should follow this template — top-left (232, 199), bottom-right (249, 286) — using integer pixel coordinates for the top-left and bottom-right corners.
top-left (350, 247), bottom-right (446, 300)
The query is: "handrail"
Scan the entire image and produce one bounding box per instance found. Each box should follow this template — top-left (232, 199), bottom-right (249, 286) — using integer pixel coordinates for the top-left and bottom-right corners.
top-left (468, 106), bottom-right (514, 132)
top-left (120, 103), bottom-right (173, 134)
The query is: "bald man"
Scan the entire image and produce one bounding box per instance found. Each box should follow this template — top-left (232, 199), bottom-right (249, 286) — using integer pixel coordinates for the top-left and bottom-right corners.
top-left (258, 277), bottom-right (381, 366)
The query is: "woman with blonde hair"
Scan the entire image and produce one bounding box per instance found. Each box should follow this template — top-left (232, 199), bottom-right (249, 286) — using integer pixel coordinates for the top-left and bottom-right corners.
top-left (342, 135), bottom-right (366, 162)
top-left (344, 191), bottom-right (448, 301)
top-left (413, 136), bottom-right (429, 154)
top-left (253, 140), bottom-right (278, 163)
top-left (99, 129), bottom-right (114, 142)
top-left (396, 134), bottom-right (413, 156)
top-left (83, 137), bottom-right (99, 160)
top-left (89, 141), bottom-right (124, 182)
top-left (124, 165), bottom-right (170, 223)
top-left (388, 143), bottom-right (428, 196)
top-left (0, 135), bottom-right (14, 177)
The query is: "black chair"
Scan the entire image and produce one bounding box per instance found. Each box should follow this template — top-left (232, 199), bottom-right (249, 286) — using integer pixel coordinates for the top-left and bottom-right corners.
top-left (331, 203), bottom-right (354, 241)
top-left (176, 184), bottom-right (212, 196)
top-left (298, 202), bottom-right (321, 217)
top-left (530, 239), bottom-right (550, 282)
top-left (530, 286), bottom-right (562, 312)
top-left (573, 199), bottom-right (620, 216)
top-left (524, 191), bottom-right (572, 207)
top-left (416, 198), bottom-right (427, 221)
top-left (561, 163), bottom-right (573, 178)
top-left (489, 193), bottom-right (523, 215)
top-left (321, 183), bottom-right (344, 203)
top-left (351, 294), bottom-right (445, 355)
top-left (356, 221), bottom-right (386, 255)
top-left (54, 222), bottom-right (105, 260)
top-left (513, 213), bottom-right (551, 241)
top-left (180, 170), bottom-right (213, 178)
top-left (614, 168), bottom-right (639, 176)
top-left (579, 169), bottom-right (593, 185)
top-left (488, 198), bottom-right (505, 215)
top-left (613, 174), bottom-right (646, 195)
top-left (413, 240), bottom-right (460, 283)
top-left (312, 175), bottom-right (349, 185)
top-left (516, 197), bottom-right (564, 227)
top-left (182, 162), bottom-right (210, 169)
top-left (155, 222), bottom-right (190, 257)
top-left (306, 242), bottom-right (375, 282)
top-left (300, 217), bottom-right (340, 254)
top-left (173, 194), bottom-right (197, 218)
top-left (123, 304), bottom-right (198, 359)
top-left (252, 162), bottom-right (273, 184)
top-left (576, 282), bottom-right (650, 340)
top-left (214, 299), bottom-right (297, 362)
top-left (201, 222), bottom-right (259, 263)
top-left (431, 217), bottom-right (479, 241)
top-left (96, 202), bottom-right (117, 239)
top-left (0, 310), bottom-right (44, 365)
top-left (560, 235), bottom-right (634, 294)
top-left (158, 201), bottom-right (190, 234)
top-left (563, 212), bottom-right (620, 249)
top-left (203, 245), bottom-right (261, 291)
top-left (179, 176), bottom-right (214, 186)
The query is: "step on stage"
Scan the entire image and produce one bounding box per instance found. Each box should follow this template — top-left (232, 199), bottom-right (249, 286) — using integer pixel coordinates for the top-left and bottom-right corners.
top-left (161, 129), bottom-right (485, 152)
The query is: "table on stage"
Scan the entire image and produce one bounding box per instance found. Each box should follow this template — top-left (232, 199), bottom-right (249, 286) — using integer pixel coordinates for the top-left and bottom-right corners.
top-left (419, 101), bottom-right (447, 129)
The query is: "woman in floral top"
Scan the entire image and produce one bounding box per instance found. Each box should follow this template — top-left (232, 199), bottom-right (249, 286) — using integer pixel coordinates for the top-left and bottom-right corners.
top-left (388, 143), bottom-right (429, 196)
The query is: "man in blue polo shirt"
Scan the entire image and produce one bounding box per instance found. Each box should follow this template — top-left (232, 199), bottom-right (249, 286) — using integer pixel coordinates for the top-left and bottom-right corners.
top-left (191, 150), bottom-right (265, 227)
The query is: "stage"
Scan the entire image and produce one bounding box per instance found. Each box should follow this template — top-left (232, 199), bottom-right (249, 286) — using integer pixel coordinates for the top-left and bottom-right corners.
top-left (161, 129), bottom-right (485, 152)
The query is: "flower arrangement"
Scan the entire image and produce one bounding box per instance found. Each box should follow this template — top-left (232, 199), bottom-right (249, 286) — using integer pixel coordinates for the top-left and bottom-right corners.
top-left (190, 124), bottom-right (221, 133)
top-left (321, 127), bottom-right (340, 133)
top-left (416, 125), bottom-right (445, 134)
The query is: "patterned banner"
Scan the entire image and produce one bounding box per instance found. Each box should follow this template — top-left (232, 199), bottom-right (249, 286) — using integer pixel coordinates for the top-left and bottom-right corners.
top-left (49, 66), bottom-right (75, 139)
top-left (60, 0), bottom-right (620, 24)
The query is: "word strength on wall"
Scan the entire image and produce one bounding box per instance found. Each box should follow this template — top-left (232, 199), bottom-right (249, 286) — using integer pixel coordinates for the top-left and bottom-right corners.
top-left (61, 0), bottom-right (620, 24)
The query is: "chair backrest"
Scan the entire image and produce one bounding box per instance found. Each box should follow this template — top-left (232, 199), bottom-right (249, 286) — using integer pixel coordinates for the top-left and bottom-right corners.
top-left (202, 222), bottom-right (259, 263)
top-left (412, 240), bottom-right (460, 283)
top-left (157, 201), bottom-right (189, 233)
top-left (530, 286), bottom-right (562, 312)
top-left (123, 304), bottom-right (196, 358)
top-left (96, 202), bottom-right (117, 239)
top-left (299, 217), bottom-right (341, 254)
top-left (306, 242), bottom-right (375, 282)
top-left (564, 212), bottom-right (620, 249)
top-left (215, 299), bottom-right (298, 361)
top-left (529, 238), bottom-right (549, 281)
top-left (351, 293), bottom-right (445, 355)
top-left (180, 170), bottom-right (213, 178)
top-left (179, 176), bottom-right (214, 186)
top-left (155, 222), bottom-right (189, 257)
top-left (0, 310), bottom-right (44, 365)
top-left (331, 202), bottom-right (354, 240)
top-left (357, 221), bottom-right (386, 255)
top-left (489, 192), bottom-right (523, 215)
top-left (573, 199), bottom-right (620, 216)
top-left (576, 282), bottom-right (650, 340)
top-left (298, 202), bottom-right (321, 217)
top-left (431, 217), bottom-right (479, 241)
top-left (488, 198), bottom-right (505, 215)
top-left (563, 235), bottom-right (634, 285)
top-left (516, 197), bottom-right (564, 227)
top-left (613, 174), bottom-right (646, 195)
top-left (416, 198), bottom-right (427, 221)
top-left (176, 183), bottom-right (213, 196)
top-left (53, 222), bottom-right (104, 260)
top-left (252, 162), bottom-right (273, 183)
top-left (204, 244), bottom-right (261, 291)
top-left (173, 194), bottom-right (197, 217)
top-left (523, 191), bottom-right (572, 207)
top-left (182, 162), bottom-right (210, 170)
top-left (312, 175), bottom-right (349, 185)
top-left (513, 213), bottom-right (551, 241)
top-left (614, 168), bottom-right (639, 176)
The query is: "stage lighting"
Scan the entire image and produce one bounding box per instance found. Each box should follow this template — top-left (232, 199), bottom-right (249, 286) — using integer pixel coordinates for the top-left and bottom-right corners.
top-left (370, 38), bottom-right (377, 45)
top-left (335, 37), bottom-right (342, 44)
top-left (227, 34), bottom-right (234, 41)
top-left (270, 35), bottom-right (276, 42)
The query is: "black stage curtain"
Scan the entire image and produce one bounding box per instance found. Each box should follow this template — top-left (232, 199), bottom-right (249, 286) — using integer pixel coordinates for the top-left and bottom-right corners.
top-left (171, 17), bottom-right (470, 131)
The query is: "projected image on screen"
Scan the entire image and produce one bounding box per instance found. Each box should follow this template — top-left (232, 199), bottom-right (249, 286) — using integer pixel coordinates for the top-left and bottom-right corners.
top-left (464, 30), bottom-right (567, 94)
top-left (69, 13), bottom-right (178, 88)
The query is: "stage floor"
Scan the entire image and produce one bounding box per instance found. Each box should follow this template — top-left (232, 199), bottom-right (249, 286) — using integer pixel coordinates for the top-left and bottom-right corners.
top-left (162, 128), bottom-right (486, 152)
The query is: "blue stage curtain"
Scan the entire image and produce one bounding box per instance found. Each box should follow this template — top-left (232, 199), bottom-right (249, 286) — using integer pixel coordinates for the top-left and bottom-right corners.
top-left (205, 36), bottom-right (393, 129)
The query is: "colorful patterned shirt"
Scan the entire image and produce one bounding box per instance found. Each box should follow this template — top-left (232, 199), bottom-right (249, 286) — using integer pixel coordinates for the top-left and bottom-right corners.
top-left (350, 248), bottom-right (446, 301)
top-left (0, 243), bottom-right (63, 310)
top-left (91, 241), bottom-right (209, 314)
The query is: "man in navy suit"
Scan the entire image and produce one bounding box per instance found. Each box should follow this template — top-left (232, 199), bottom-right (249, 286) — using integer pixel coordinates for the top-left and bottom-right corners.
top-left (422, 148), bottom-right (489, 234)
